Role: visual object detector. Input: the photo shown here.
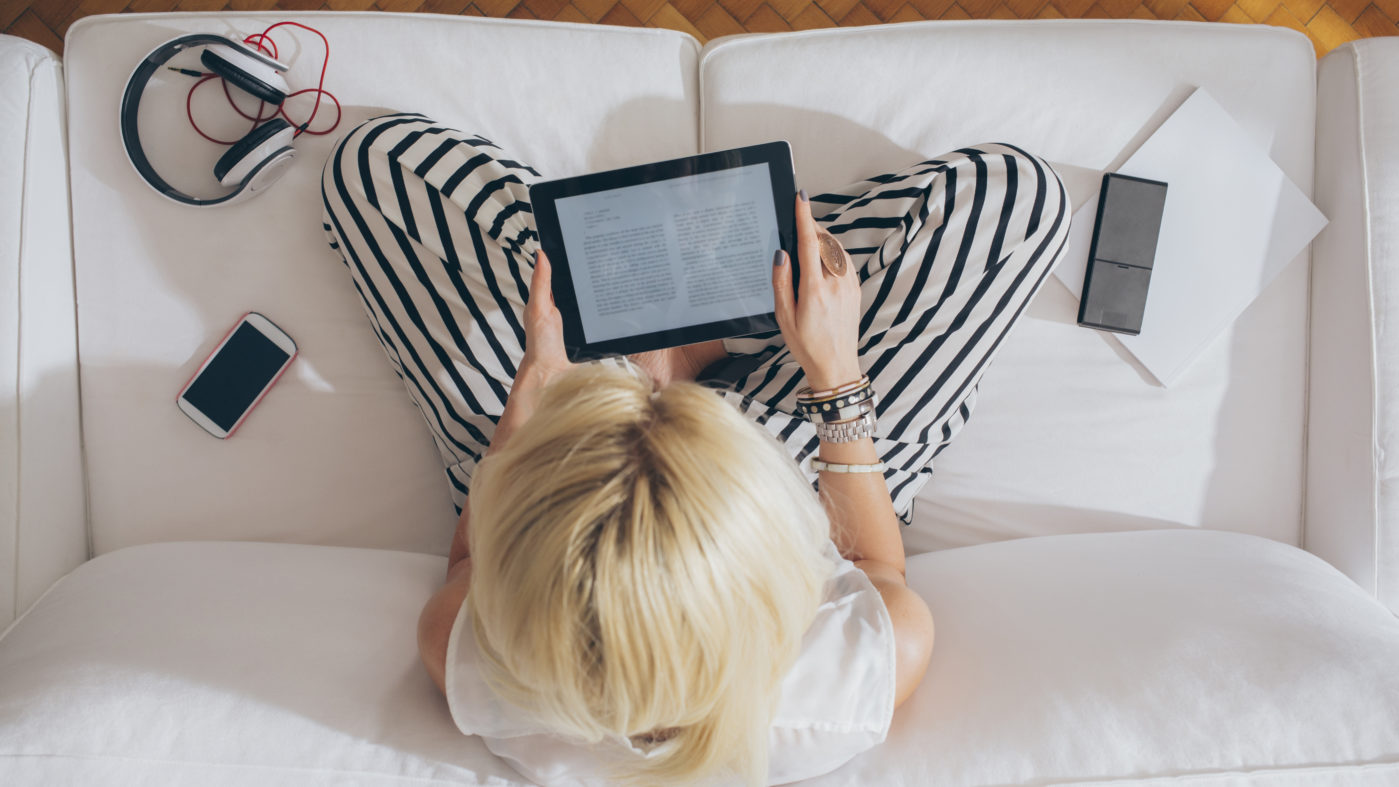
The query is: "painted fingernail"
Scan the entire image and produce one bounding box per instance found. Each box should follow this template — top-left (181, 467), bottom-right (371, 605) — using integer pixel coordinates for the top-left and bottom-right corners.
top-left (799, 189), bottom-right (809, 202)
top-left (773, 248), bottom-right (786, 267)
top-left (533, 249), bottom-right (541, 264)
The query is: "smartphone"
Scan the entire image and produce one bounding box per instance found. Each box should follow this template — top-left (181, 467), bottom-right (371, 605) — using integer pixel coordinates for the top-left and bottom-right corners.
top-left (1077, 173), bottom-right (1169, 335)
top-left (176, 312), bottom-right (297, 439)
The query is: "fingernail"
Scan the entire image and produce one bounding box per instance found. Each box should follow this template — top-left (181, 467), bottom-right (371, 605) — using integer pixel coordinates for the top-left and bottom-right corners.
top-left (773, 248), bottom-right (786, 267)
top-left (799, 189), bottom-right (809, 202)
top-left (533, 249), bottom-right (541, 264)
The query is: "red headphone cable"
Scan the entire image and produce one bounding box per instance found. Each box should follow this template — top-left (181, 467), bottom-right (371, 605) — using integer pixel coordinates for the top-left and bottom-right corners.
top-left (182, 21), bottom-right (342, 146)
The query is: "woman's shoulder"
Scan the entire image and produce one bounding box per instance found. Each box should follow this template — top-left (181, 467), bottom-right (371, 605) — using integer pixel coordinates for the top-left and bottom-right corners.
top-left (764, 541), bottom-right (898, 782)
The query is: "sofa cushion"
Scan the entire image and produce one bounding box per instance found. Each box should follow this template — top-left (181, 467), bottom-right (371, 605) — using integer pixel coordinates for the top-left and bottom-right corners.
top-left (698, 21), bottom-right (1318, 554)
top-left (822, 529), bottom-right (1399, 785)
top-left (61, 13), bottom-right (701, 557)
top-left (0, 541), bottom-right (519, 786)
top-left (0, 530), bottom-right (1395, 785)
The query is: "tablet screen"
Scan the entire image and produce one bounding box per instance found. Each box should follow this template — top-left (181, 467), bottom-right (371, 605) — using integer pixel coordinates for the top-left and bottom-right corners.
top-left (553, 163), bottom-right (781, 344)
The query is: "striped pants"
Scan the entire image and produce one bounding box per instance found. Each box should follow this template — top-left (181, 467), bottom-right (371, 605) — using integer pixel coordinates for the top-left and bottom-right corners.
top-left (321, 114), bottom-right (1070, 523)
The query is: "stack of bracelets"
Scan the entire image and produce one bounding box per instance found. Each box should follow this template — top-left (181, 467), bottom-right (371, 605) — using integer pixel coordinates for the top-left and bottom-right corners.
top-left (796, 376), bottom-right (879, 445)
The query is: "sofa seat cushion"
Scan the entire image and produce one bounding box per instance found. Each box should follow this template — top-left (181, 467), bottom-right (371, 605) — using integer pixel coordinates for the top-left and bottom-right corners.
top-left (1, 530), bottom-right (1396, 785)
top-left (830, 529), bottom-right (1399, 785)
top-left (700, 21), bottom-right (1318, 555)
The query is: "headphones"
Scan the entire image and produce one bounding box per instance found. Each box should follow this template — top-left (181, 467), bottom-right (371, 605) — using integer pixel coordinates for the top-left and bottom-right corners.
top-left (121, 34), bottom-right (299, 207)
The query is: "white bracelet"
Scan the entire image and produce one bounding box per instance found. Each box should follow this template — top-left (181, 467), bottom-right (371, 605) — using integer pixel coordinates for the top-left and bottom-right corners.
top-left (810, 459), bottom-right (887, 474)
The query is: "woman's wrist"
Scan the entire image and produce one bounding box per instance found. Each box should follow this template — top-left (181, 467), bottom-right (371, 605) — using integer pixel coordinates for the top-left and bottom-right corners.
top-left (515, 358), bottom-right (565, 393)
top-left (805, 360), bottom-right (863, 392)
top-left (490, 359), bottom-right (560, 455)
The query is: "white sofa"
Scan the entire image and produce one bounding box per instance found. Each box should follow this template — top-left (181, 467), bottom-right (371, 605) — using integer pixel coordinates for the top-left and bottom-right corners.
top-left (2, 12), bottom-right (1399, 785)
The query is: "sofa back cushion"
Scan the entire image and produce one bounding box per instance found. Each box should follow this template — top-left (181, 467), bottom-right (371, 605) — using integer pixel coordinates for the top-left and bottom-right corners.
top-left (699, 21), bottom-right (1317, 553)
top-left (62, 13), bottom-right (701, 556)
top-left (64, 15), bottom-right (1319, 560)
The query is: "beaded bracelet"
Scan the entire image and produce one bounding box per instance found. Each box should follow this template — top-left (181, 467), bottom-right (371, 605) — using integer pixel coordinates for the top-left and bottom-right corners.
top-left (800, 389), bottom-right (876, 420)
top-left (797, 386), bottom-right (876, 419)
top-left (797, 378), bottom-right (875, 421)
top-left (809, 396), bottom-right (877, 424)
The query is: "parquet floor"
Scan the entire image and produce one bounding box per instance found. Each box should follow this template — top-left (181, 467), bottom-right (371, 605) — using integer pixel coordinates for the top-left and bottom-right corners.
top-left (3, 0), bottom-right (1396, 61)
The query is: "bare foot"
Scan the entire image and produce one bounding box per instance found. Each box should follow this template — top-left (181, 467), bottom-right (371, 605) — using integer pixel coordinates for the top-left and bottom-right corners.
top-left (627, 349), bottom-right (676, 388)
top-left (680, 340), bottom-right (728, 379)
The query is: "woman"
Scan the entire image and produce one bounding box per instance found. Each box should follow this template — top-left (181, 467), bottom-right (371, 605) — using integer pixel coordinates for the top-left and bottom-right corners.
top-left (321, 114), bottom-right (1068, 786)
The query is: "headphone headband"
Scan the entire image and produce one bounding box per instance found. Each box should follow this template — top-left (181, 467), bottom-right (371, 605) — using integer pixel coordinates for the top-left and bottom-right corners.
top-left (120, 34), bottom-right (289, 207)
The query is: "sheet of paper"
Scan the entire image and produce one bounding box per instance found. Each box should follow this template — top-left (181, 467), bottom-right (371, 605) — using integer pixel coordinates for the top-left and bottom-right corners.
top-left (1053, 88), bottom-right (1328, 386)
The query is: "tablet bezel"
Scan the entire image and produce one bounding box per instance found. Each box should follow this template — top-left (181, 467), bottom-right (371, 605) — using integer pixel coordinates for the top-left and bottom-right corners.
top-left (530, 141), bottom-right (796, 362)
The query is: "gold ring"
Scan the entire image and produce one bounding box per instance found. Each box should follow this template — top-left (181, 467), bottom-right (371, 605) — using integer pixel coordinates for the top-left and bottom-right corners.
top-left (818, 231), bottom-right (848, 278)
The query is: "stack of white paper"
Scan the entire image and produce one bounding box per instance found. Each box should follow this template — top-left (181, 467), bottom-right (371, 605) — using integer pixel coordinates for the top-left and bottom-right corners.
top-left (1053, 88), bottom-right (1328, 386)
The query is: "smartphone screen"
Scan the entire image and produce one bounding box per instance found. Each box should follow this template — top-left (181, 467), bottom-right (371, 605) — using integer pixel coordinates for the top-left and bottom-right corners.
top-left (182, 321), bottom-right (292, 432)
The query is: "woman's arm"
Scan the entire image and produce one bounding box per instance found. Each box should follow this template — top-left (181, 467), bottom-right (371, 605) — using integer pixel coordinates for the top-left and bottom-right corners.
top-left (418, 554), bottom-right (473, 694)
top-left (444, 252), bottom-right (574, 575)
top-left (772, 192), bottom-right (935, 708)
top-left (443, 361), bottom-right (549, 570)
top-left (423, 251), bottom-right (575, 694)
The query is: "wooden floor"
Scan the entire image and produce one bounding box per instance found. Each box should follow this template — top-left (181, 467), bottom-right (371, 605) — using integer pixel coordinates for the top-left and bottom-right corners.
top-left (3, 0), bottom-right (1396, 59)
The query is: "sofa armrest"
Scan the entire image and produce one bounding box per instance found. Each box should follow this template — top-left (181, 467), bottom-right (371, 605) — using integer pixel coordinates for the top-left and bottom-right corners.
top-left (1310, 38), bottom-right (1399, 616)
top-left (0, 35), bottom-right (86, 633)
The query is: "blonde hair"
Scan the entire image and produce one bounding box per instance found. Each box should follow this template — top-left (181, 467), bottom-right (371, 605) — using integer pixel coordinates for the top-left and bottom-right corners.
top-left (467, 363), bottom-right (834, 786)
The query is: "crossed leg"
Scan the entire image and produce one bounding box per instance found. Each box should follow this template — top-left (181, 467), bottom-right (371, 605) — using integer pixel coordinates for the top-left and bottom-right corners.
top-left (322, 114), bottom-right (1068, 522)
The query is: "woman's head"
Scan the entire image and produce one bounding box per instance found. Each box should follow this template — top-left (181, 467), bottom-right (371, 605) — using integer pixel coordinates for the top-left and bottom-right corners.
top-left (467, 363), bottom-right (833, 786)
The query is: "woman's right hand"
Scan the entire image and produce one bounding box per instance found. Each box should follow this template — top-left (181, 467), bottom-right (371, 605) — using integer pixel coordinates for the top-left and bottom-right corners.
top-left (772, 192), bottom-right (864, 391)
top-left (519, 250), bottom-right (574, 388)
top-left (492, 250), bottom-right (575, 456)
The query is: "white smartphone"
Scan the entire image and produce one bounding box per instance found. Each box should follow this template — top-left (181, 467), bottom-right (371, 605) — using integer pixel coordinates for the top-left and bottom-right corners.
top-left (176, 312), bottom-right (297, 439)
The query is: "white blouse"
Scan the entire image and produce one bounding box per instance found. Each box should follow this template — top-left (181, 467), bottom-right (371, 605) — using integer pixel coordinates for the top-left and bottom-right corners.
top-left (444, 541), bottom-right (897, 786)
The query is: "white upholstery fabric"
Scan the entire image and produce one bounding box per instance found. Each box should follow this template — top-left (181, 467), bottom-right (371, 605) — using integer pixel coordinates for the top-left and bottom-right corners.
top-left (699, 22), bottom-right (1318, 553)
top-left (1312, 39), bottom-right (1399, 616)
top-left (61, 13), bottom-right (700, 557)
top-left (0, 541), bottom-right (524, 786)
top-left (1, 531), bottom-right (1396, 785)
top-left (62, 16), bottom-right (1329, 565)
top-left (0, 35), bottom-right (86, 633)
top-left (814, 529), bottom-right (1399, 785)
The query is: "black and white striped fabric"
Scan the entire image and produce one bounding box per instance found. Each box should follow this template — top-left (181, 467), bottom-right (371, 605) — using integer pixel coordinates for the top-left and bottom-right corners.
top-left (321, 113), bottom-right (1069, 523)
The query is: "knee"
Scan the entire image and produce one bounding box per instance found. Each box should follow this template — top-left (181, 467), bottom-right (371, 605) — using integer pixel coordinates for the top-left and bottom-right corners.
top-left (984, 143), bottom-right (1069, 241)
top-left (323, 114), bottom-right (407, 181)
top-left (321, 113), bottom-right (426, 219)
top-left (939, 144), bottom-right (1068, 221)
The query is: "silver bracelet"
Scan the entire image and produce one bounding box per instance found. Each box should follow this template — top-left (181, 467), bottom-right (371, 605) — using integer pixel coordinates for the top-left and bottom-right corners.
top-left (810, 459), bottom-right (886, 474)
top-left (812, 411), bottom-right (877, 443)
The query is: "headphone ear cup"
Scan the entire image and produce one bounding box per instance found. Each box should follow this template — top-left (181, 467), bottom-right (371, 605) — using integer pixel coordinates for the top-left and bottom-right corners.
top-left (202, 46), bottom-right (288, 105)
top-left (215, 118), bottom-right (295, 185)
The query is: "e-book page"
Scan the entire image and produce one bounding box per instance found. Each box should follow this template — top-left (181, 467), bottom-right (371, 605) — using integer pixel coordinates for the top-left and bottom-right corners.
top-left (555, 163), bottom-right (780, 344)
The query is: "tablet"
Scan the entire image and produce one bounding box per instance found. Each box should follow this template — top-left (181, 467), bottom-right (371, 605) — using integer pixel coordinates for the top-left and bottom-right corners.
top-left (530, 142), bottom-right (797, 361)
